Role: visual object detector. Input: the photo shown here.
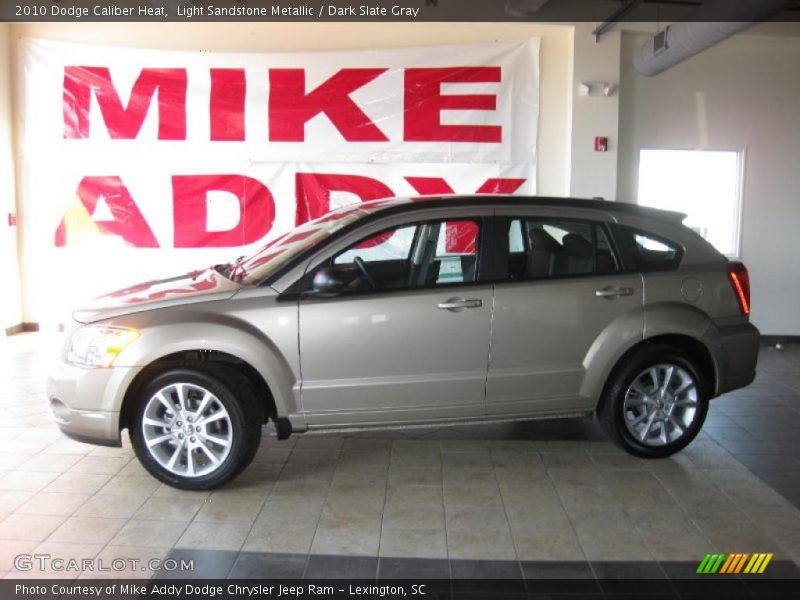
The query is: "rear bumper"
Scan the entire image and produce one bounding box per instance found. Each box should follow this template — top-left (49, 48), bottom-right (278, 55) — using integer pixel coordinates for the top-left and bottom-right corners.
top-left (714, 322), bottom-right (760, 395)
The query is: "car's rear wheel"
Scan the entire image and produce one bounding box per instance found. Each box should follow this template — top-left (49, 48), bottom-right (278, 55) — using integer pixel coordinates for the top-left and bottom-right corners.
top-left (599, 345), bottom-right (709, 458)
top-left (130, 366), bottom-right (262, 490)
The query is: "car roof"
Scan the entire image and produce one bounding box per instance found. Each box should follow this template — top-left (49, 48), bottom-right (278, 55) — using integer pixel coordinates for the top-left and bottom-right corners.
top-left (356, 194), bottom-right (688, 225)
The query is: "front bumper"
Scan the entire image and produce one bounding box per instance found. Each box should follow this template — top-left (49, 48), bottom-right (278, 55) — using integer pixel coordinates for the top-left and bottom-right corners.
top-left (46, 360), bottom-right (129, 447)
top-left (52, 408), bottom-right (121, 447)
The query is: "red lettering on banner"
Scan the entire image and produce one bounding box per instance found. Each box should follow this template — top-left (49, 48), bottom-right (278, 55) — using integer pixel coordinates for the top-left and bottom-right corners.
top-left (172, 175), bottom-right (275, 248)
top-left (54, 176), bottom-right (159, 247)
top-left (210, 69), bottom-right (246, 141)
top-left (269, 68), bottom-right (389, 141)
top-left (405, 176), bottom-right (526, 195)
top-left (53, 173), bottom-right (528, 249)
top-left (405, 176), bottom-right (526, 252)
top-left (474, 178), bottom-right (528, 194)
top-left (295, 172), bottom-right (394, 223)
top-left (404, 67), bottom-right (502, 143)
top-left (445, 220), bottom-right (479, 255)
top-left (63, 67), bottom-right (187, 139)
top-left (121, 277), bottom-right (219, 304)
top-left (60, 65), bottom-right (511, 143)
top-left (296, 172), bottom-right (397, 248)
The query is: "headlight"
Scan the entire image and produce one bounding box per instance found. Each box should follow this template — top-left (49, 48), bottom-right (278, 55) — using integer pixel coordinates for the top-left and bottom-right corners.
top-left (66, 326), bottom-right (140, 368)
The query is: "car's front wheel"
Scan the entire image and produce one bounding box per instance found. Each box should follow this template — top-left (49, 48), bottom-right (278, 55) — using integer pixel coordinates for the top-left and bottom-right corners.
top-left (599, 345), bottom-right (709, 458)
top-left (130, 366), bottom-right (262, 490)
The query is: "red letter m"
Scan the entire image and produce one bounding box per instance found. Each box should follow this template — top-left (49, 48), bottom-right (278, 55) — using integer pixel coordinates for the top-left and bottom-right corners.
top-left (63, 67), bottom-right (187, 139)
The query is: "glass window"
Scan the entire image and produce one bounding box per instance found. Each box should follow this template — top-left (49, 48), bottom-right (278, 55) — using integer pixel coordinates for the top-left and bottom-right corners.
top-left (433, 221), bottom-right (479, 285)
top-left (506, 219), bottom-right (619, 280)
top-left (235, 201), bottom-right (387, 284)
top-left (622, 228), bottom-right (682, 271)
top-left (508, 219), bottom-right (525, 253)
top-left (638, 149), bottom-right (742, 256)
top-left (316, 219), bottom-right (480, 294)
top-left (335, 225), bottom-right (416, 265)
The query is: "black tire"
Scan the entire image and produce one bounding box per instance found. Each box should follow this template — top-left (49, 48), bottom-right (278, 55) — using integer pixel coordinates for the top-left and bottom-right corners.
top-left (130, 365), bottom-right (262, 490)
top-left (598, 344), bottom-right (709, 458)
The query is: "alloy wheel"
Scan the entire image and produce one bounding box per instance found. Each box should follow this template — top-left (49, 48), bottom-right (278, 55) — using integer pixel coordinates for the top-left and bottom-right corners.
top-left (622, 363), bottom-right (699, 447)
top-left (141, 382), bottom-right (233, 477)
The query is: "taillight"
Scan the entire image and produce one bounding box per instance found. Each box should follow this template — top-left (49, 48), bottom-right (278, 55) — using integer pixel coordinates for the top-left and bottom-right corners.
top-left (726, 262), bottom-right (750, 316)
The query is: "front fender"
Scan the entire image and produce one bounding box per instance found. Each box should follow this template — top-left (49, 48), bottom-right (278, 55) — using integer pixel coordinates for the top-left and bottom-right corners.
top-left (105, 302), bottom-right (300, 421)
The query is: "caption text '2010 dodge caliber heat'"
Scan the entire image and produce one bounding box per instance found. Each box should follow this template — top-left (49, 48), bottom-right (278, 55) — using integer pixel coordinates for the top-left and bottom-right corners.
top-left (47, 196), bottom-right (759, 489)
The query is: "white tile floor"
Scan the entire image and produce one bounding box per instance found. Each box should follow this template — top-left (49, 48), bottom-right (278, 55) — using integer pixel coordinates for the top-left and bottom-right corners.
top-left (1, 332), bottom-right (800, 580)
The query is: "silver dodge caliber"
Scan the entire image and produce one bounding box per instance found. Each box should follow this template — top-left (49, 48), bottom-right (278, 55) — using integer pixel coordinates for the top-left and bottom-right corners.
top-left (47, 196), bottom-right (760, 489)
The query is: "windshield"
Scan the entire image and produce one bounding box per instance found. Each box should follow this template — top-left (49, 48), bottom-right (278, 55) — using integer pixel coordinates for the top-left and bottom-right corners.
top-left (230, 202), bottom-right (386, 285)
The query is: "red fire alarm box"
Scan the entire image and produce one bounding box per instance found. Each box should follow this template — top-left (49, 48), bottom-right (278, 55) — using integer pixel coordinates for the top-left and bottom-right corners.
top-left (594, 136), bottom-right (609, 152)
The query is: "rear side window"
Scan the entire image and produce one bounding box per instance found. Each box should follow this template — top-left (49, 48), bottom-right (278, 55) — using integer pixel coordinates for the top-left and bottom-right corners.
top-left (619, 226), bottom-right (683, 271)
top-left (506, 218), bottom-right (620, 280)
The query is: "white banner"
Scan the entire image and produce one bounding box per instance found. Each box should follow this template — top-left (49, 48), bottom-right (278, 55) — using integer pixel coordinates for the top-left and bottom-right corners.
top-left (19, 37), bottom-right (539, 321)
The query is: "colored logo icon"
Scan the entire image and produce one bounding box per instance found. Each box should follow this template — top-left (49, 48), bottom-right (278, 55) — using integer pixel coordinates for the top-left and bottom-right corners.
top-left (697, 553), bottom-right (773, 574)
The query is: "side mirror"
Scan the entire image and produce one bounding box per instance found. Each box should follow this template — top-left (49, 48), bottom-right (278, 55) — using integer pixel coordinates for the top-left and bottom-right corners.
top-left (311, 267), bottom-right (343, 297)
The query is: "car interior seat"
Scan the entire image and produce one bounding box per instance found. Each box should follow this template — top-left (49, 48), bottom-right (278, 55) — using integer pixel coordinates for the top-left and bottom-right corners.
top-left (555, 233), bottom-right (595, 275)
top-left (459, 255), bottom-right (477, 282)
top-left (527, 227), bottom-right (562, 278)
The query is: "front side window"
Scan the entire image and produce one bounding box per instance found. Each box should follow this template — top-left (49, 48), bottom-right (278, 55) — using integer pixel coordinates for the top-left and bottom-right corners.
top-left (507, 218), bottom-right (619, 280)
top-left (311, 219), bottom-right (480, 294)
top-left (335, 225), bottom-right (416, 265)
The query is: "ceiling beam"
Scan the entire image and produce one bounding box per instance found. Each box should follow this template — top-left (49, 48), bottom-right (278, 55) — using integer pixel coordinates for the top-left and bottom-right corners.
top-left (592, 0), bottom-right (647, 41)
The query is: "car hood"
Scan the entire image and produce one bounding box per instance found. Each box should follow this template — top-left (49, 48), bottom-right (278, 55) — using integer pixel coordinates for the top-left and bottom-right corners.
top-left (73, 268), bottom-right (242, 324)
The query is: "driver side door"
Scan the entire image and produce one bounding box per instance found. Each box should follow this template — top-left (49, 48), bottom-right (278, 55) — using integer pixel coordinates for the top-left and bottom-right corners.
top-left (297, 213), bottom-right (493, 426)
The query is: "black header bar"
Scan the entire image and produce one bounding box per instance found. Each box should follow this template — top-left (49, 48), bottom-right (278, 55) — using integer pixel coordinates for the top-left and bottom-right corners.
top-left (3, 0), bottom-right (800, 23)
top-left (5, 577), bottom-right (800, 599)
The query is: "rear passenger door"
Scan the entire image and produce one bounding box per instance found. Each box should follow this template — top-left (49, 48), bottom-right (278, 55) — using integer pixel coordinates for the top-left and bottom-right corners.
top-left (487, 213), bottom-right (644, 416)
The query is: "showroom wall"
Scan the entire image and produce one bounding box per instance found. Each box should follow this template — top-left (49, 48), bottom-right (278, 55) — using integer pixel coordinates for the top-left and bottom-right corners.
top-left (3, 21), bottom-right (796, 335)
top-left (0, 22), bottom-right (21, 333)
top-left (569, 23), bottom-right (621, 201)
top-left (618, 31), bottom-right (800, 336)
top-left (7, 22), bottom-right (594, 325)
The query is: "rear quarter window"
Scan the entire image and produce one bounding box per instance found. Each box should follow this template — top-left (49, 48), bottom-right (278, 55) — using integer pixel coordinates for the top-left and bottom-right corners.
top-left (618, 226), bottom-right (684, 271)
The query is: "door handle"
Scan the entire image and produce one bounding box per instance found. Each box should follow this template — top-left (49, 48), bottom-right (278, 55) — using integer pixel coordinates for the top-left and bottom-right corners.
top-left (437, 298), bottom-right (483, 311)
top-left (595, 286), bottom-right (634, 299)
